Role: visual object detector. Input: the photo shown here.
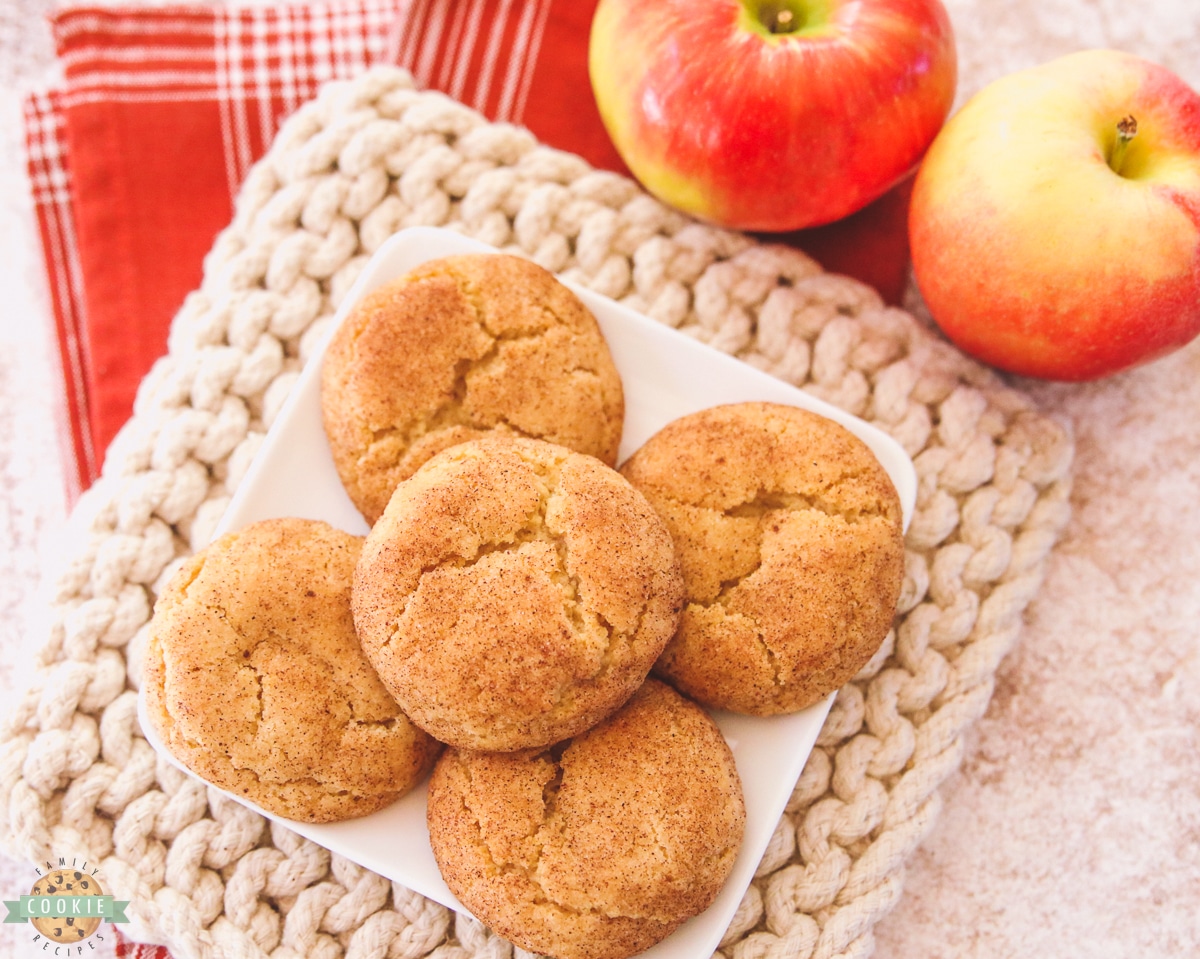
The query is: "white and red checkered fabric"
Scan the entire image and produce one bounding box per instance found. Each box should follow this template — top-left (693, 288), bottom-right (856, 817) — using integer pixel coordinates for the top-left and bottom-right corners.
top-left (56, 0), bottom-right (401, 190)
top-left (24, 0), bottom-right (408, 499)
top-left (388, 0), bottom-right (552, 123)
top-left (113, 927), bottom-right (172, 958)
top-left (24, 88), bottom-right (95, 492)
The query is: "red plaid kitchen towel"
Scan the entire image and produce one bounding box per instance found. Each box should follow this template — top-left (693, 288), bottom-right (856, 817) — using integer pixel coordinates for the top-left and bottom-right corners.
top-left (25, 0), bottom-right (402, 499)
top-left (25, 87), bottom-right (92, 493)
top-left (25, 0), bottom-right (911, 502)
top-left (114, 927), bottom-right (169, 959)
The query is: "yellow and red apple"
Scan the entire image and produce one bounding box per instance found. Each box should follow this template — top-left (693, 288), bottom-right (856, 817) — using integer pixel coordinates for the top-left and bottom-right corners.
top-left (909, 49), bottom-right (1200, 381)
top-left (588, 0), bottom-right (957, 233)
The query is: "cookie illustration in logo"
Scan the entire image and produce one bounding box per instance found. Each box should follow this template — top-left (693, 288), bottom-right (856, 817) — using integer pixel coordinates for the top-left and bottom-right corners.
top-left (28, 869), bottom-right (103, 942)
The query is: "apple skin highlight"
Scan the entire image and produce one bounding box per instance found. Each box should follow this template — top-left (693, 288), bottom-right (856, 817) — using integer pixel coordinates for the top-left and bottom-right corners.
top-left (909, 49), bottom-right (1200, 381)
top-left (588, 0), bottom-right (957, 232)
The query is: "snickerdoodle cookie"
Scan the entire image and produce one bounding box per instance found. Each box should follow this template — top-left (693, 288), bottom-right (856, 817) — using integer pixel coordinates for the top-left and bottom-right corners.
top-left (143, 518), bottom-right (442, 823)
top-left (620, 402), bottom-right (905, 715)
top-left (426, 679), bottom-right (745, 959)
top-left (321, 253), bottom-right (624, 524)
top-left (352, 437), bottom-right (684, 752)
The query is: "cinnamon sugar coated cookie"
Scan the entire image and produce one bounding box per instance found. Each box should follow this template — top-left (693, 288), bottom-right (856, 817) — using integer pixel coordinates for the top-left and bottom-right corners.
top-left (321, 253), bottom-right (624, 524)
top-left (352, 437), bottom-right (684, 751)
top-left (620, 402), bottom-right (905, 715)
top-left (426, 679), bottom-right (746, 959)
top-left (143, 518), bottom-right (442, 823)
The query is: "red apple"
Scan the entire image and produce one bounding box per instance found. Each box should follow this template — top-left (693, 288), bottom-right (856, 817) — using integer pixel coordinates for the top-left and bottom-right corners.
top-left (909, 50), bottom-right (1200, 381)
top-left (587, 0), bottom-right (957, 232)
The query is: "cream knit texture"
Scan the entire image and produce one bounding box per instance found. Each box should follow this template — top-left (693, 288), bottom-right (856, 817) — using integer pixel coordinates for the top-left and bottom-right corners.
top-left (0, 67), bottom-right (1073, 959)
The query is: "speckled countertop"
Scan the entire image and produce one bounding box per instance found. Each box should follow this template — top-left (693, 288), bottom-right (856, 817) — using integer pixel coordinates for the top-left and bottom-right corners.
top-left (2, 2), bottom-right (1198, 958)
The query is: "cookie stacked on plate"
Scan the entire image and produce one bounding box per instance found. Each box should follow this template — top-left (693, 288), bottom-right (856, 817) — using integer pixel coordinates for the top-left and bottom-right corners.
top-left (142, 517), bottom-right (442, 823)
top-left (143, 253), bottom-right (905, 959)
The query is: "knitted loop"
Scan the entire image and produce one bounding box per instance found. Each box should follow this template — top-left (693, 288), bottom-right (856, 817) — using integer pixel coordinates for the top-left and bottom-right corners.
top-left (0, 67), bottom-right (1073, 959)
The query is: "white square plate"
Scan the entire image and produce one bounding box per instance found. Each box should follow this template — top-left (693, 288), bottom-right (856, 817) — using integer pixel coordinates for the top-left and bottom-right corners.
top-left (140, 226), bottom-right (916, 959)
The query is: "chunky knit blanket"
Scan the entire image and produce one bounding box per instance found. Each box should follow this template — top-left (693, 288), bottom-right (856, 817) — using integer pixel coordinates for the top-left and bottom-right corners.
top-left (0, 67), bottom-right (1073, 959)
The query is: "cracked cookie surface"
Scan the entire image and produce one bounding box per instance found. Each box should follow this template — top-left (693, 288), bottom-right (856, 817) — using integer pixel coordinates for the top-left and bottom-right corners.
top-left (621, 402), bottom-right (905, 715)
top-left (320, 252), bottom-right (624, 524)
top-left (143, 518), bottom-right (442, 823)
top-left (426, 679), bottom-right (745, 959)
top-left (352, 437), bottom-right (684, 751)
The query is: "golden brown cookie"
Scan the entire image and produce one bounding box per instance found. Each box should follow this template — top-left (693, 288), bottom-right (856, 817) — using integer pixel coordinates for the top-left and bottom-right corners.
top-left (352, 437), bottom-right (684, 751)
top-left (426, 679), bottom-right (745, 959)
top-left (143, 518), bottom-right (442, 823)
top-left (321, 252), bottom-right (625, 524)
top-left (620, 402), bottom-right (905, 715)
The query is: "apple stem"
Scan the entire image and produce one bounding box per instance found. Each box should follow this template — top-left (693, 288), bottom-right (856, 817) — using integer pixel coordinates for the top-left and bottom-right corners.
top-left (1109, 115), bottom-right (1138, 176)
top-left (757, 2), bottom-right (803, 33)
